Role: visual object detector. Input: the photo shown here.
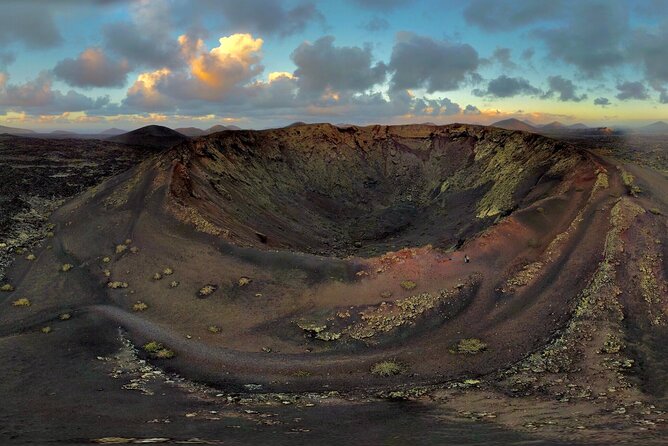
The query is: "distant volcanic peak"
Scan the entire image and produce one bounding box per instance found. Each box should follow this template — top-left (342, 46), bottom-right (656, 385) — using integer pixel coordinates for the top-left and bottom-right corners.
top-left (0, 124), bottom-right (36, 135)
top-left (175, 127), bottom-right (206, 137)
top-left (99, 127), bottom-right (126, 136)
top-left (490, 118), bottom-right (537, 132)
top-left (165, 123), bottom-right (588, 257)
top-left (640, 121), bottom-right (668, 133)
top-left (206, 124), bottom-right (241, 134)
top-left (540, 121), bottom-right (566, 130)
top-left (108, 125), bottom-right (189, 149)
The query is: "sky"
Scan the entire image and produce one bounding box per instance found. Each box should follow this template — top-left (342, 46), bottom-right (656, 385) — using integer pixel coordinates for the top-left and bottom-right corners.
top-left (1, 0), bottom-right (668, 131)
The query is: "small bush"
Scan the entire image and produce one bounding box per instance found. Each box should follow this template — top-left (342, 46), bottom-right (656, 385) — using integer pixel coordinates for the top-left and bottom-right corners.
top-left (132, 301), bottom-right (148, 312)
top-left (41, 326), bottom-right (52, 334)
top-left (102, 256), bottom-right (111, 263)
top-left (115, 244), bottom-right (127, 254)
top-left (400, 280), bottom-right (417, 290)
top-left (26, 254), bottom-right (36, 261)
top-left (61, 263), bottom-right (74, 272)
top-left (59, 313), bottom-right (71, 321)
top-left (207, 325), bottom-right (222, 333)
top-left (163, 267), bottom-right (174, 275)
top-left (130, 246), bottom-right (140, 254)
top-left (170, 280), bottom-right (180, 288)
top-left (649, 208), bottom-right (662, 215)
top-left (198, 284), bottom-right (217, 297)
top-left (143, 341), bottom-right (175, 359)
top-left (153, 272), bottom-right (162, 280)
top-left (12, 298), bottom-right (31, 307)
top-left (371, 360), bottom-right (405, 377)
top-left (107, 281), bottom-right (128, 289)
top-left (238, 277), bottom-right (252, 286)
top-left (451, 338), bottom-right (487, 355)
top-left (1, 284), bottom-right (15, 292)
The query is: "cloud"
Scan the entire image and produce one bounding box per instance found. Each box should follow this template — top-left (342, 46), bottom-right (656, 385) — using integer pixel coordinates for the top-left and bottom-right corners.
top-left (463, 0), bottom-right (565, 31)
top-left (0, 72), bottom-right (109, 114)
top-left (594, 97), bottom-right (611, 107)
top-left (488, 47), bottom-right (517, 70)
top-left (388, 32), bottom-right (479, 92)
top-left (363, 17), bottom-right (390, 32)
top-left (104, 22), bottom-right (182, 70)
top-left (542, 76), bottom-right (587, 102)
top-left (351, 0), bottom-right (410, 10)
top-left (463, 104), bottom-right (481, 115)
top-left (615, 81), bottom-right (649, 100)
top-left (189, 0), bottom-right (323, 37)
top-left (291, 36), bottom-right (386, 95)
top-left (0, 2), bottom-right (62, 49)
top-left (533, 1), bottom-right (628, 77)
top-left (474, 75), bottom-right (540, 98)
top-left (630, 23), bottom-right (668, 86)
top-left (53, 48), bottom-right (131, 88)
top-left (521, 48), bottom-right (535, 60)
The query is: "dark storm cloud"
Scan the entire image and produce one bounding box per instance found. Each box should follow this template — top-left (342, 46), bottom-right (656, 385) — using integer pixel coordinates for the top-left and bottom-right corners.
top-left (388, 32), bottom-right (479, 92)
top-left (363, 17), bottom-right (390, 32)
top-left (542, 76), bottom-right (587, 102)
top-left (0, 52), bottom-right (15, 68)
top-left (291, 36), bottom-right (387, 95)
top-left (0, 3), bottom-right (62, 49)
top-left (615, 81), bottom-right (650, 100)
top-left (473, 75), bottom-right (540, 98)
top-left (463, 0), bottom-right (565, 31)
top-left (533, 1), bottom-right (628, 77)
top-left (521, 48), bottom-right (535, 60)
top-left (594, 97), bottom-right (611, 107)
top-left (53, 49), bottom-right (131, 88)
top-left (660, 90), bottom-right (668, 104)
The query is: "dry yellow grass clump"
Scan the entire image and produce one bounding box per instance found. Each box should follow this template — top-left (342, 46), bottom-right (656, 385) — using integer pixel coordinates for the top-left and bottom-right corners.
top-left (12, 298), bottom-right (31, 307)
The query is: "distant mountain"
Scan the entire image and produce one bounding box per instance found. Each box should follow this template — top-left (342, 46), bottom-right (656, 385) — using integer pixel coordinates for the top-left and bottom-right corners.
top-left (98, 128), bottom-right (126, 136)
top-left (540, 121), bottom-right (566, 130)
top-left (639, 121), bottom-right (668, 133)
top-left (108, 125), bottom-right (189, 149)
top-left (50, 130), bottom-right (78, 135)
top-left (490, 118), bottom-right (537, 132)
top-left (0, 124), bottom-right (36, 135)
top-left (175, 127), bottom-right (206, 137)
top-left (205, 124), bottom-right (241, 134)
top-left (568, 123), bottom-right (588, 129)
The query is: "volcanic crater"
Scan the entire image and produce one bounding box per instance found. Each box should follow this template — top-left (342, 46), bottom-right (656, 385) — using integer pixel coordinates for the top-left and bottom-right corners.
top-left (2, 123), bottom-right (664, 397)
